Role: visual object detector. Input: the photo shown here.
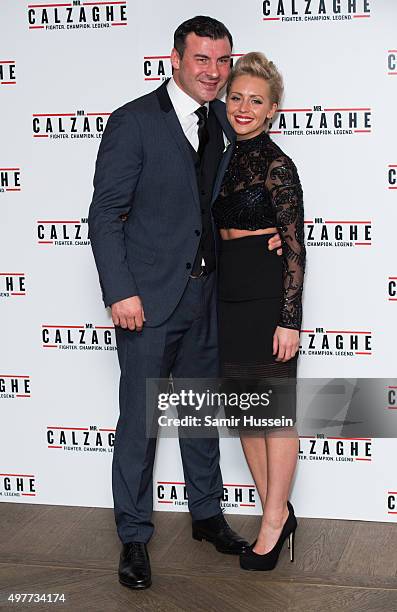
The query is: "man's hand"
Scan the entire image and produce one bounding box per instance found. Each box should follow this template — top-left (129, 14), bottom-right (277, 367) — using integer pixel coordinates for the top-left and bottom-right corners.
top-left (268, 231), bottom-right (283, 256)
top-left (273, 326), bottom-right (299, 362)
top-left (111, 296), bottom-right (146, 332)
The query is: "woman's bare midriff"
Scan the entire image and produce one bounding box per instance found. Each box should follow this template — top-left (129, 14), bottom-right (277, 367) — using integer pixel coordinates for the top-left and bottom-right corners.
top-left (219, 227), bottom-right (277, 240)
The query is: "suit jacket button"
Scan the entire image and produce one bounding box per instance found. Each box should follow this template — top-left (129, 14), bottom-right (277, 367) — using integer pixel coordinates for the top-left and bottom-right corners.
top-left (195, 230), bottom-right (201, 236)
top-left (186, 263), bottom-right (192, 269)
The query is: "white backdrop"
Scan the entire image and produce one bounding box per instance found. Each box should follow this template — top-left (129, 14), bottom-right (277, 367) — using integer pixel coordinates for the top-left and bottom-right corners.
top-left (1, 0), bottom-right (397, 521)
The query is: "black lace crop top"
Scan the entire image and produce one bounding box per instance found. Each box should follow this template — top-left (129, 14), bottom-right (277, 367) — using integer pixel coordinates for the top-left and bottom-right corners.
top-left (212, 130), bottom-right (306, 331)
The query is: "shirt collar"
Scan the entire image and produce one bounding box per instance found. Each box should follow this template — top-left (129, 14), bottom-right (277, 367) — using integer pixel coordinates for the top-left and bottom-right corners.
top-left (167, 77), bottom-right (209, 118)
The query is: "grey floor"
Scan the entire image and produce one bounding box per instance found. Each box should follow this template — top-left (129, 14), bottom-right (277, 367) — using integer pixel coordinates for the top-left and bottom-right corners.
top-left (1, 503), bottom-right (397, 611)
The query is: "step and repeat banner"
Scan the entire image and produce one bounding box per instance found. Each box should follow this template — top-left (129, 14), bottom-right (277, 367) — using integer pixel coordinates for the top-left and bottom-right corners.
top-left (1, 1), bottom-right (397, 522)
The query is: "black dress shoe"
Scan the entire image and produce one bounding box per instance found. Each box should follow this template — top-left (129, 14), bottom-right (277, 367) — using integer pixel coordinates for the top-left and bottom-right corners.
top-left (192, 512), bottom-right (249, 555)
top-left (118, 542), bottom-right (152, 589)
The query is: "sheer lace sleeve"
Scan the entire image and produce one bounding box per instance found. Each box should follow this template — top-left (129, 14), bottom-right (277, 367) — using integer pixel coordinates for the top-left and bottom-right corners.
top-left (265, 155), bottom-right (306, 331)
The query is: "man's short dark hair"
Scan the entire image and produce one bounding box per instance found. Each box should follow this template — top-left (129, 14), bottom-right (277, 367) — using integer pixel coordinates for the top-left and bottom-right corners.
top-left (173, 15), bottom-right (233, 58)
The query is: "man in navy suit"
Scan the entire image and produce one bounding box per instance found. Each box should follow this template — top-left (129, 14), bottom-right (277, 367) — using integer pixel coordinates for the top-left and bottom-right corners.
top-left (88, 16), bottom-right (281, 589)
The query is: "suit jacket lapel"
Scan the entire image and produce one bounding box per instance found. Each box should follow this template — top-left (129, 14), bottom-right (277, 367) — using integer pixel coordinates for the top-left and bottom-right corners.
top-left (210, 100), bottom-right (236, 205)
top-left (211, 99), bottom-right (235, 144)
top-left (211, 140), bottom-right (234, 206)
top-left (156, 81), bottom-right (200, 212)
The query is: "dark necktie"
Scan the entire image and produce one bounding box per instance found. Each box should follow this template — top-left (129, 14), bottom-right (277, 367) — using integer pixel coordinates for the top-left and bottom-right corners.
top-left (195, 106), bottom-right (209, 159)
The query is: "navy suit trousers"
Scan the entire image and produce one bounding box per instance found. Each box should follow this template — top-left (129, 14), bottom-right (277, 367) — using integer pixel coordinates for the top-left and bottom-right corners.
top-left (112, 271), bottom-right (223, 544)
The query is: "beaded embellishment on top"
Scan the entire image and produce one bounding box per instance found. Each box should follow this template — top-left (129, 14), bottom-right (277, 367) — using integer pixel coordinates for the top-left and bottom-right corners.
top-left (212, 130), bottom-right (306, 330)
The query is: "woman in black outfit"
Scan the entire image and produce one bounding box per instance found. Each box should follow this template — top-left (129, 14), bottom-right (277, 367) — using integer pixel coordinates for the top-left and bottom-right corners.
top-left (212, 52), bottom-right (306, 571)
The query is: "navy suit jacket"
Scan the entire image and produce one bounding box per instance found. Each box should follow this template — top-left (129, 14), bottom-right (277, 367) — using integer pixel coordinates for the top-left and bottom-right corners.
top-left (88, 80), bottom-right (236, 326)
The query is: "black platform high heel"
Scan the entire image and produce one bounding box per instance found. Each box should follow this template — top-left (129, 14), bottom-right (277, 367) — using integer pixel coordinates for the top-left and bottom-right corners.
top-left (240, 501), bottom-right (297, 571)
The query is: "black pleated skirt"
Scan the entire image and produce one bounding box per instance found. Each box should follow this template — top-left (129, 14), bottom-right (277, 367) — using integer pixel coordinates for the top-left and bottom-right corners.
top-left (218, 235), bottom-right (297, 430)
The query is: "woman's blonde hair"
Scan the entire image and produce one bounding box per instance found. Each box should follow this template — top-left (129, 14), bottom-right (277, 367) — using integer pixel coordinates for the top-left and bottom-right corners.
top-left (226, 52), bottom-right (284, 106)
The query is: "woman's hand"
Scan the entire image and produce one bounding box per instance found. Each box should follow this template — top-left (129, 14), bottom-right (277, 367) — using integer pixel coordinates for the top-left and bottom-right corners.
top-left (273, 326), bottom-right (300, 362)
top-left (267, 231), bottom-right (283, 256)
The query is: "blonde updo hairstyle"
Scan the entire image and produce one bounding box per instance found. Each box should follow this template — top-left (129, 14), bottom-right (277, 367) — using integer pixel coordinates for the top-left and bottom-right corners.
top-left (226, 52), bottom-right (284, 124)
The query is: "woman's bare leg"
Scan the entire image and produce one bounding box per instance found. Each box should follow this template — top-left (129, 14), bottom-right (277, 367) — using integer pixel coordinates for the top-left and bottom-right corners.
top-left (253, 427), bottom-right (298, 554)
top-left (239, 433), bottom-right (268, 511)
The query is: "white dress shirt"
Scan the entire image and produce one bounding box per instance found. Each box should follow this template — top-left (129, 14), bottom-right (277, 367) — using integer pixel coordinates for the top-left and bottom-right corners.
top-left (167, 77), bottom-right (209, 152)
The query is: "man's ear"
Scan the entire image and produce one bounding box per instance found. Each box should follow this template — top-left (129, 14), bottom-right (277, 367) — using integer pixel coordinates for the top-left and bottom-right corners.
top-left (170, 47), bottom-right (181, 71)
